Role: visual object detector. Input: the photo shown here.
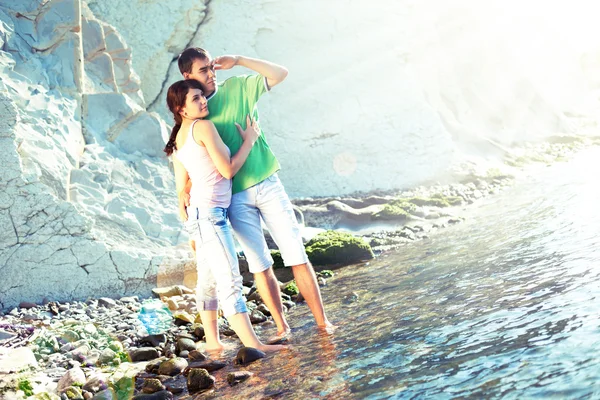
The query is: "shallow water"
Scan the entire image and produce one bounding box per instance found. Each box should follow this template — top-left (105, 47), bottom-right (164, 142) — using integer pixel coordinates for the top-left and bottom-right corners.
top-left (199, 147), bottom-right (600, 399)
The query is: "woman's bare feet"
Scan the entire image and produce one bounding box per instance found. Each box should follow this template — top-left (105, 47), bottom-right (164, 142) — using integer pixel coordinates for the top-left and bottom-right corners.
top-left (204, 342), bottom-right (225, 354)
top-left (257, 343), bottom-right (287, 352)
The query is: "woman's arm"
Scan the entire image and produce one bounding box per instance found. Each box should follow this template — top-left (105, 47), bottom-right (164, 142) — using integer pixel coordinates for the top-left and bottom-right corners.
top-left (193, 116), bottom-right (260, 179)
top-left (173, 156), bottom-right (191, 221)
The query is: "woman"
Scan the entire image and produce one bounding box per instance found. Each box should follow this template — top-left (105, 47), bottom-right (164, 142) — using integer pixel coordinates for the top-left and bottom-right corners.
top-left (164, 79), bottom-right (282, 352)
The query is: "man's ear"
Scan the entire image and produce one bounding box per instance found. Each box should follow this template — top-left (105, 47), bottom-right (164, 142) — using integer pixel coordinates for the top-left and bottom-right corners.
top-left (183, 72), bottom-right (190, 79)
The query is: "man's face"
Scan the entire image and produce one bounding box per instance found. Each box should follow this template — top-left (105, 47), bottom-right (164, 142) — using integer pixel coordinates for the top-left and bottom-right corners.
top-left (184, 57), bottom-right (217, 95)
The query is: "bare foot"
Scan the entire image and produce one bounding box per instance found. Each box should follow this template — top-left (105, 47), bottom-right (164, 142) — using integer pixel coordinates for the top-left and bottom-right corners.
top-left (257, 343), bottom-right (287, 352)
top-left (317, 321), bottom-right (337, 334)
top-left (204, 342), bottom-right (225, 354)
top-left (267, 328), bottom-right (291, 345)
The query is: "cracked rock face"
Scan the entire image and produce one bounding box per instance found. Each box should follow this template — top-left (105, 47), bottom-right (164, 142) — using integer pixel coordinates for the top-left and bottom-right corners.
top-left (0, 0), bottom-right (190, 310)
top-left (85, 0), bottom-right (209, 109)
top-left (90, 0), bottom-right (600, 198)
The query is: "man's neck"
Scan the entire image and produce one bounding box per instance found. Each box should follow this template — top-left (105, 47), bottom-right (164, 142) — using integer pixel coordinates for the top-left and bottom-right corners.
top-left (205, 84), bottom-right (218, 101)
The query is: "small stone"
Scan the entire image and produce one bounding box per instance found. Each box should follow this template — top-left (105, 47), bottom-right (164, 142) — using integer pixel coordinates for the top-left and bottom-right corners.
top-left (139, 334), bottom-right (166, 347)
top-left (282, 300), bottom-right (296, 309)
top-left (186, 368), bottom-right (215, 392)
top-left (129, 347), bottom-right (160, 362)
top-left (157, 357), bottom-right (188, 376)
top-left (57, 368), bottom-right (86, 393)
top-left (61, 330), bottom-right (80, 343)
top-left (82, 373), bottom-right (108, 394)
top-left (188, 350), bottom-right (207, 361)
top-left (227, 371), bottom-right (253, 385)
top-left (185, 360), bottom-right (226, 372)
top-left (175, 338), bottom-right (196, 353)
top-left (132, 390), bottom-right (173, 400)
top-left (20, 301), bottom-right (37, 309)
top-left (119, 296), bottom-right (138, 303)
top-left (91, 389), bottom-right (116, 400)
top-left (317, 277), bottom-right (327, 286)
top-left (141, 378), bottom-right (165, 394)
top-left (249, 310), bottom-right (267, 324)
top-left (99, 348), bottom-right (116, 365)
top-left (98, 298), bottom-right (117, 308)
top-left (235, 347), bottom-right (265, 365)
top-left (256, 304), bottom-right (271, 316)
top-left (161, 376), bottom-right (186, 394)
top-left (192, 326), bottom-right (204, 340)
top-left (64, 386), bottom-right (84, 400)
top-left (145, 358), bottom-right (164, 374)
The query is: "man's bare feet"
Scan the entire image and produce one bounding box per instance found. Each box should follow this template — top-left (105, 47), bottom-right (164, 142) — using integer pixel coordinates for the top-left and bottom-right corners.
top-left (318, 321), bottom-right (337, 334)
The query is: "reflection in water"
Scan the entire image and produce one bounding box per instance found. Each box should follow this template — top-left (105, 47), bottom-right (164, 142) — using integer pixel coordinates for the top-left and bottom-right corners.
top-left (197, 148), bottom-right (600, 399)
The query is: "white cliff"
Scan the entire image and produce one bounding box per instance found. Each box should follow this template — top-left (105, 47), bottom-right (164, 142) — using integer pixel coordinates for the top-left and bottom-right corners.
top-left (0, 0), bottom-right (190, 310)
top-left (90, 0), bottom-right (600, 197)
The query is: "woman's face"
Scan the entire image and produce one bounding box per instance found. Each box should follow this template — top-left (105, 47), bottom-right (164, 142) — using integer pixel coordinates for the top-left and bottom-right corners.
top-left (181, 88), bottom-right (209, 120)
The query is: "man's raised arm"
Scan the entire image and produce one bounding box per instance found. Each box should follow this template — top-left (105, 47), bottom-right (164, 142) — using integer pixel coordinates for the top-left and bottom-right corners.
top-left (213, 55), bottom-right (288, 89)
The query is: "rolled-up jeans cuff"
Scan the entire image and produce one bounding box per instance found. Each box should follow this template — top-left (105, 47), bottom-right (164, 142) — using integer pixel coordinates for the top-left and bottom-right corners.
top-left (221, 297), bottom-right (248, 317)
top-left (197, 298), bottom-right (219, 312)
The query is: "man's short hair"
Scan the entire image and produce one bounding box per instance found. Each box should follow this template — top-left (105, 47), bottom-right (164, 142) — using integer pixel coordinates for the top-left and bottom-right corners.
top-left (178, 47), bottom-right (211, 75)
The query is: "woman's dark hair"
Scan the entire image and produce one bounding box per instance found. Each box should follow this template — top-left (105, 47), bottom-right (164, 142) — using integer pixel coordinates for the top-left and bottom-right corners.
top-left (164, 79), bottom-right (204, 156)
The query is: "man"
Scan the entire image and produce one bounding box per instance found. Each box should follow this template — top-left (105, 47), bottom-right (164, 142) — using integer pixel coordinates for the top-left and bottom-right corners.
top-left (177, 47), bottom-right (333, 341)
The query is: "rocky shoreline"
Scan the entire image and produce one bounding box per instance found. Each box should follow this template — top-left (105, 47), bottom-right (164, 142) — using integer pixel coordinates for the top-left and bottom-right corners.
top-left (1, 135), bottom-right (597, 399)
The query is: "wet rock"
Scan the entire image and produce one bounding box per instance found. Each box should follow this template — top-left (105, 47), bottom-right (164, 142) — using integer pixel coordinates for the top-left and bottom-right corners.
top-left (132, 390), bottom-right (173, 400)
top-left (282, 281), bottom-right (299, 296)
top-left (250, 309), bottom-right (267, 324)
top-left (227, 371), bottom-right (253, 385)
top-left (188, 350), bottom-right (207, 361)
top-left (235, 347), bottom-right (265, 365)
top-left (175, 338), bottom-right (196, 353)
top-left (178, 350), bottom-right (189, 358)
top-left (317, 277), bottom-right (327, 286)
top-left (145, 359), bottom-right (164, 374)
top-left (186, 368), bottom-right (215, 392)
top-left (192, 326), bottom-right (205, 340)
top-left (141, 378), bottom-right (165, 394)
top-left (343, 292), bottom-right (360, 304)
top-left (305, 231), bottom-right (374, 266)
top-left (256, 304), bottom-right (271, 316)
top-left (282, 300), bottom-right (296, 310)
top-left (219, 324), bottom-right (236, 337)
top-left (130, 347), bottom-right (160, 362)
top-left (185, 360), bottom-right (226, 373)
top-left (157, 357), bottom-right (188, 376)
top-left (161, 375), bottom-right (187, 394)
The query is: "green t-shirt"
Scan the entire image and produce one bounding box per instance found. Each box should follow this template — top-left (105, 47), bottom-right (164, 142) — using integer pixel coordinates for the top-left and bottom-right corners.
top-left (206, 74), bottom-right (280, 194)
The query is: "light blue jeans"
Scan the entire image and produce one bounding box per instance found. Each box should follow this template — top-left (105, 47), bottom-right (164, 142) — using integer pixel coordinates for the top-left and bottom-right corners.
top-left (184, 207), bottom-right (247, 317)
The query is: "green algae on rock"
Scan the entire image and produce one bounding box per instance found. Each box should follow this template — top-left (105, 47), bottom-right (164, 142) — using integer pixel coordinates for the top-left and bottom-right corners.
top-left (305, 231), bottom-right (374, 266)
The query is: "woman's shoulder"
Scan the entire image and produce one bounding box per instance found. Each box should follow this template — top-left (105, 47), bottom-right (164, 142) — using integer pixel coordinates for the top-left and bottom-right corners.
top-left (192, 119), bottom-right (216, 132)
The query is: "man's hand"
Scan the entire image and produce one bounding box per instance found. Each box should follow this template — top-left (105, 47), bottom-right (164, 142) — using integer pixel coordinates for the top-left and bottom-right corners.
top-left (178, 192), bottom-right (190, 221)
top-left (213, 55), bottom-right (239, 71)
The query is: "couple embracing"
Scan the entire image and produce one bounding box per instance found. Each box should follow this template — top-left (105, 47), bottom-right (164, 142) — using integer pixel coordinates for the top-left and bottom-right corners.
top-left (163, 48), bottom-right (333, 353)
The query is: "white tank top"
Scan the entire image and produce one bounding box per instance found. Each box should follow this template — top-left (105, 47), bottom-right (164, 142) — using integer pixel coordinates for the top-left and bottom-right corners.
top-left (173, 120), bottom-right (232, 209)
